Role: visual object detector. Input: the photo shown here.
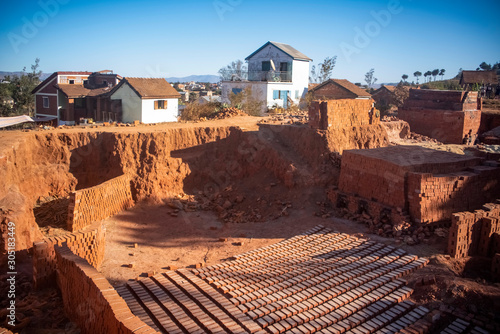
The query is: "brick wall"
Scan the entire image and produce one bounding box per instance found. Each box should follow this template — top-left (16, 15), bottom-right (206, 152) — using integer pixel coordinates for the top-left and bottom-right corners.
top-left (336, 147), bottom-right (499, 224)
top-left (55, 245), bottom-right (159, 334)
top-left (338, 150), bottom-right (408, 209)
top-left (398, 90), bottom-right (482, 144)
top-left (32, 221), bottom-right (105, 289)
top-left (447, 201), bottom-right (500, 259)
top-left (407, 165), bottom-right (500, 223)
top-left (68, 174), bottom-right (133, 232)
top-left (309, 99), bottom-right (380, 131)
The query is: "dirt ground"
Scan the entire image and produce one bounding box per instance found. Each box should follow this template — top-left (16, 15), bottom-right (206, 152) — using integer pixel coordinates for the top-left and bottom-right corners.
top-left (2, 115), bottom-right (500, 333)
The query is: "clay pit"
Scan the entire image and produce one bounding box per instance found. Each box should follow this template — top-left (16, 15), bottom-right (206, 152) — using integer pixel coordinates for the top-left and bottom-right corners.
top-left (1, 113), bottom-right (500, 334)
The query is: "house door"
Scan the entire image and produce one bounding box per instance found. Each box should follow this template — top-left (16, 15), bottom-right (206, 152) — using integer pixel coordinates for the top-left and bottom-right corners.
top-left (281, 90), bottom-right (289, 109)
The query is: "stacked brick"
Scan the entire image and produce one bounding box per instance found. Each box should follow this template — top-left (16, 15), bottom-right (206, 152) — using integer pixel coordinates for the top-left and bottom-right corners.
top-left (309, 98), bottom-right (380, 131)
top-left (32, 221), bottom-right (105, 289)
top-left (408, 164), bottom-right (500, 223)
top-left (447, 201), bottom-right (500, 259)
top-left (68, 174), bottom-right (133, 232)
top-left (398, 89), bottom-right (481, 144)
top-left (332, 146), bottom-right (499, 225)
top-left (55, 245), bottom-right (159, 334)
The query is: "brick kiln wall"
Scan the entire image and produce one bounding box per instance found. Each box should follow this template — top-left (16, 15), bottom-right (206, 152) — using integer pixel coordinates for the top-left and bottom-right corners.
top-left (309, 99), bottom-right (380, 131)
top-left (68, 174), bottom-right (133, 232)
top-left (398, 90), bottom-right (481, 144)
top-left (492, 253), bottom-right (500, 282)
top-left (55, 245), bottom-right (159, 334)
top-left (447, 201), bottom-right (500, 259)
top-left (32, 221), bottom-right (105, 289)
top-left (338, 150), bottom-right (408, 209)
top-left (408, 166), bottom-right (500, 224)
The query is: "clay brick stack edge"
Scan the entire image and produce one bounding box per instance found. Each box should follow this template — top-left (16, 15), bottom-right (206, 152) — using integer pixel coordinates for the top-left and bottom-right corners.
top-left (68, 174), bottom-right (133, 232)
top-left (309, 98), bottom-right (380, 130)
top-left (32, 221), bottom-right (105, 290)
top-left (447, 201), bottom-right (500, 259)
top-left (55, 244), bottom-right (159, 334)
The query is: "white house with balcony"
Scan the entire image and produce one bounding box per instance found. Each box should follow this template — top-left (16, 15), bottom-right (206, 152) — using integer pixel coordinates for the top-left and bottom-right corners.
top-left (221, 41), bottom-right (312, 113)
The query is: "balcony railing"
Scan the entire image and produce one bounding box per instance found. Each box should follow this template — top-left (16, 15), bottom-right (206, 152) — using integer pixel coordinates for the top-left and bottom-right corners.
top-left (222, 70), bottom-right (292, 82)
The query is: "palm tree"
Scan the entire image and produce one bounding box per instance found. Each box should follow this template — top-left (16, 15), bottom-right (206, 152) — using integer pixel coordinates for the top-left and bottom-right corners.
top-left (413, 71), bottom-right (422, 84)
top-left (402, 74), bottom-right (408, 83)
top-left (439, 69), bottom-right (445, 80)
top-left (432, 69), bottom-right (439, 81)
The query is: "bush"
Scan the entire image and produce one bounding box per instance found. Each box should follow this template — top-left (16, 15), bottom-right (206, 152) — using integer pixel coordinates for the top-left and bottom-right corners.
top-left (179, 101), bottom-right (219, 121)
top-left (228, 87), bottom-right (264, 116)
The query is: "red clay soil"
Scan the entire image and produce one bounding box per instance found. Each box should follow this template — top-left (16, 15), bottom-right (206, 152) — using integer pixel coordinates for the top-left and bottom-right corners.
top-left (1, 116), bottom-right (500, 333)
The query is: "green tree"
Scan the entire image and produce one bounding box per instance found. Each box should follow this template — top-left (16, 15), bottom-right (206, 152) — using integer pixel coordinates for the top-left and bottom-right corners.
top-left (364, 68), bottom-right (377, 89)
top-left (309, 56), bottom-right (337, 83)
top-left (218, 60), bottom-right (247, 81)
top-left (7, 58), bottom-right (42, 116)
top-left (431, 69), bottom-right (439, 81)
top-left (0, 75), bottom-right (14, 116)
top-left (413, 71), bottom-right (422, 84)
top-left (479, 62), bottom-right (492, 71)
top-left (401, 74), bottom-right (408, 83)
top-left (424, 71), bottom-right (432, 82)
top-left (439, 69), bottom-right (446, 80)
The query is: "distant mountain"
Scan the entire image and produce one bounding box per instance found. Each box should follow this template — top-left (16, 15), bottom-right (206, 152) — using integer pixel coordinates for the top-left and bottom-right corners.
top-left (166, 75), bottom-right (220, 83)
top-left (0, 71), bottom-right (51, 80)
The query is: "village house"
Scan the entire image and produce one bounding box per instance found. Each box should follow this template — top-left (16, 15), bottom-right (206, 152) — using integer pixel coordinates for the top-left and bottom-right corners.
top-left (109, 77), bottom-right (180, 124)
top-left (459, 70), bottom-right (499, 98)
top-left (32, 70), bottom-right (121, 125)
top-left (309, 79), bottom-right (371, 100)
top-left (221, 41), bottom-right (312, 112)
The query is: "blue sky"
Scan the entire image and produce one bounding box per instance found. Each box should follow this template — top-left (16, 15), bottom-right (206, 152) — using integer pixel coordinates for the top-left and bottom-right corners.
top-left (0, 0), bottom-right (499, 83)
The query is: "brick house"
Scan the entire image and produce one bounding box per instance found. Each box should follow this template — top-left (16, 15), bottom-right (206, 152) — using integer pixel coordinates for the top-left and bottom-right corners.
top-left (221, 41), bottom-right (312, 112)
top-left (371, 85), bottom-right (397, 106)
top-left (309, 79), bottom-right (371, 100)
top-left (109, 78), bottom-right (180, 124)
top-left (32, 70), bottom-right (121, 125)
top-left (459, 70), bottom-right (499, 98)
top-left (398, 89), bottom-right (482, 144)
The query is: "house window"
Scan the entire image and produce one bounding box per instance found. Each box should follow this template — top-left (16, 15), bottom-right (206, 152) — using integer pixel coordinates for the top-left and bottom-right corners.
top-left (83, 80), bottom-right (88, 85)
top-left (273, 90), bottom-right (280, 99)
top-left (295, 90), bottom-right (299, 99)
top-left (103, 80), bottom-right (107, 86)
top-left (74, 98), bottom-right (86, 108)
top-left (69, 80), bottom-right (75, 84)
top-left (262, 61), bottom-right (271, 71)
top-left (280, 62), bottom-right (288, 72)
top-left (43, 96), bottom-right (49, 108)
top-left (154, 100), bottom-right (168, 109)
top-left (231, 88), bottom-right (243, 95)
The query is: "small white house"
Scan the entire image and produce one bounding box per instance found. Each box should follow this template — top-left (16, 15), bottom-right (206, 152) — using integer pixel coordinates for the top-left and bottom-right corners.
top-left (110, 77), bottom-right (181, 123)
top-left (221, 41), bottom-right (312, 113)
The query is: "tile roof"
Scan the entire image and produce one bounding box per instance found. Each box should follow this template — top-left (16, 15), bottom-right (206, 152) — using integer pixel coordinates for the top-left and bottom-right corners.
top-left (118, 225), bottom-right (431, 334)
top-left (310, 79), bottom-right (372, 98)
top-left (120, 77), bottom-right (181, 99)
top-left (460, 70), bottom-right (498, 85)
top-left (246, 41), bottom-right (312, 62)
top-left (56, 84), bottom-right (113, 98)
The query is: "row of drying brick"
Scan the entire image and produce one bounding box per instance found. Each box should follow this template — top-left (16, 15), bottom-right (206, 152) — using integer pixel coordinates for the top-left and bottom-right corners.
top-left (68, 173), bottom-right (133, 232)
top-left (54, 244), bottom-right (159, 334)
top-left (32, 221), bottom-right (105, 290)
top-left (447, 201), bottom-right (500, 259)
top-left (193, 225), bottom-right (428, 333)
top-left (117, 270), bottom-right (264, 334)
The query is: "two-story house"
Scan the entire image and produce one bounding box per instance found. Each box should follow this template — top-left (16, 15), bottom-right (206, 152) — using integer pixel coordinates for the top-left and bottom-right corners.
top-left (32, 70), bottom-right (121, 125)
top-left (221, 41), bottom-right (312, 112)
